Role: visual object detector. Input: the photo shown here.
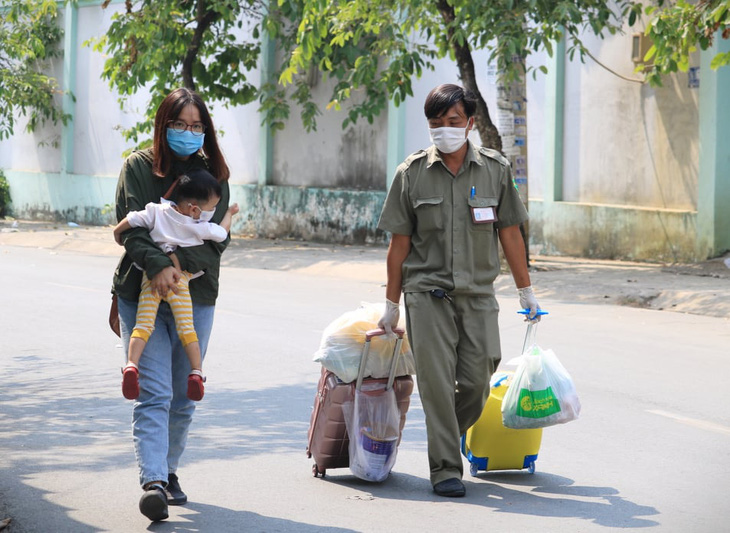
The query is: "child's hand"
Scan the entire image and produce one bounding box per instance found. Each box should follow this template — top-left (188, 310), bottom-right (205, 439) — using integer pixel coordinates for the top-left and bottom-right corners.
top-left (169, 252), bottom-right (182, 272)
top-left (113, 230), bottom-right (123, 246)
top-left (228, 203), bottom-right (240, 216)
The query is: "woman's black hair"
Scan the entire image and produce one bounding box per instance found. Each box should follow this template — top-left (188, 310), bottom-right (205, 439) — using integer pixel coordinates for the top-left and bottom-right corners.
top-left (424, 84), bottom-right (477, 119)
top-left (174, 169), bottom-right (222, 203)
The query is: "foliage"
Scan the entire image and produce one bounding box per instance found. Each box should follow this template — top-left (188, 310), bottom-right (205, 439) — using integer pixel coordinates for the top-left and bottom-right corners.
top-left (0, 0), bottom-right (69, 140)
top-left (87, 0), bottom-right (266, 145)
top-left (274, 0), bottom-right (640, 149)
top-left (0, 168), bottom-right (11, 217)
top-left (89, 0), bottom-right (639, 150)
top-left (642, 0), bottom-right (730, 85)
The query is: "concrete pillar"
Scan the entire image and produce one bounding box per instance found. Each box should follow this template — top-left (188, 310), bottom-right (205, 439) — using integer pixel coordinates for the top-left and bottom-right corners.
top-left (543, 37), bottom-right (566, 203)
top-left (258, 19), bottom-right (276, 186)
top-left (61, 2), bottom-right (78, 176)
top-left (697, 33), bottom-right (730, 258)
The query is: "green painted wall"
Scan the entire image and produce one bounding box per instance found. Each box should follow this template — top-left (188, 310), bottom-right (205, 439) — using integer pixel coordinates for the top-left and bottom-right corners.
top-left (4, 170), bottom-right (387, 244)
top-left (230, 184), bottom-right (386, 244)
top-left (697, 33), bottom-right (730, 258)
top-left (529, 200), bottom-right (697, 263)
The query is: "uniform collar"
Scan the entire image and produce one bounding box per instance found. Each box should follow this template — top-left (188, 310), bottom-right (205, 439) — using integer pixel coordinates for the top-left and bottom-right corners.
top-left (160, 198), bottom-right (195, 224)
top-left (426, 140), bottom-right (485, 169)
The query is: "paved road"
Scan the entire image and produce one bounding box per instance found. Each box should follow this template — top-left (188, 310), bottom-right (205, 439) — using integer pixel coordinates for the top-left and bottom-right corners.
top-left (0, 230), bottom-right (728, 532)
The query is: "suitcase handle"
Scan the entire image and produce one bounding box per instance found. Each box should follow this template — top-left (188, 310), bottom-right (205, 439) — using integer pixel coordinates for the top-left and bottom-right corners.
top-left (356, 328), bottom-right (405, 391)
top-left (365, 327), bottom-right (405, 340)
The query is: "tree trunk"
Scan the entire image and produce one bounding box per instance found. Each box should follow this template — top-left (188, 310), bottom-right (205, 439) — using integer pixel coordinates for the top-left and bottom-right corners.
top-left (182, 0), bottom-right (218, 91)
top-left (435, 0), bottom-right (502, 152)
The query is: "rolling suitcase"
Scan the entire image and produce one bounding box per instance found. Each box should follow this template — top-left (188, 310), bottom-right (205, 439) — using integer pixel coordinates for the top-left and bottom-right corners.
top-left (461, 318), bottom-right (545, 476)
top-left (307, 328), bottom-right (414, 478)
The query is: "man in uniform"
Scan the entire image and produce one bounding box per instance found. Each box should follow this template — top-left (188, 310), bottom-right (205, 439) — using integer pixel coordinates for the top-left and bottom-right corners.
top-left (377, 84), bottom-right (540, 497)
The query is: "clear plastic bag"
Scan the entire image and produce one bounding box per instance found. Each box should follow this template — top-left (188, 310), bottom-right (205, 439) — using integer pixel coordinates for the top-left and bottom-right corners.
top-left (342, 382), bottom-right (401, 482)
top-left (312, 302), bottom-right (416, 383)
top-left (501, 344), bottom-right (581, 429)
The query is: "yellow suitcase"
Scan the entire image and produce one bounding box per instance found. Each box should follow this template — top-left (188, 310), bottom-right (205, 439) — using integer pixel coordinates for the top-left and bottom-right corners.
top-left (461, 370), bottom-right (543, 476)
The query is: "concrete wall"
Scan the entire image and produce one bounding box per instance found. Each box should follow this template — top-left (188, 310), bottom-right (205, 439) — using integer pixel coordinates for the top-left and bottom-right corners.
top-left (562, 30), bottom-right (699, 209)
top-left (530, 14), bottom-right (707, 263)
top-left (531, 200), bottom-right (697, 262)
top-left (231, 185), bottom-right (386, 244)
top-left (272, 74), bottom-right (388, 190)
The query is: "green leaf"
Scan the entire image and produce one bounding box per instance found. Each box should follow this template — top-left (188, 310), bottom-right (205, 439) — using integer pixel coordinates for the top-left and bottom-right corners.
top-left (711, 51), bottom-right (730, 70)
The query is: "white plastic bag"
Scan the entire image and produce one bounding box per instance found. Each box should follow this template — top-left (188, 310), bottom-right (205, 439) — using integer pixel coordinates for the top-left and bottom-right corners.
top-left (313, 302), bottom-right (416, 383)
top-left (342, 382), bottom-right (401, 482)
top-left (501, 344), bottom-right (581, 429)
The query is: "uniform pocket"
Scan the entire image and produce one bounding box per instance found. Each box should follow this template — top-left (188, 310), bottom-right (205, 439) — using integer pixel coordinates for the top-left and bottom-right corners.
top-left (468, 196), bottom-right (498, 231)
top-left (413, 196), bottom-right (444, 232)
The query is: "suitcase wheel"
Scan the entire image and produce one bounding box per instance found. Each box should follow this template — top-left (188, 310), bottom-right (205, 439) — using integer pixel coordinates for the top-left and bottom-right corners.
top-left (527, 461), bottom-right (536, 474)
top-left (312, 464), bottom-right (326, 478)
top-left (469, 462), bottom-right (479, 477)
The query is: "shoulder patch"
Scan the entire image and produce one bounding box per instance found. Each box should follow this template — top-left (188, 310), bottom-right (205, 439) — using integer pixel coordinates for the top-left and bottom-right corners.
top-left (478, 147), bottom-right (510, 167)
top-left (399, 149), bottom-right (428, 172)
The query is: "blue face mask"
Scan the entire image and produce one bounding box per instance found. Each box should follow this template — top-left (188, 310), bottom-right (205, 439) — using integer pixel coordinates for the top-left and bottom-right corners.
top-left (166, 129), bottom-right (205, 157)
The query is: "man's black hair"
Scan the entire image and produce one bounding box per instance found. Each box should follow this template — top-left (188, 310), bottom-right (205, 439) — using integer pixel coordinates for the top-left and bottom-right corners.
top-left (175, 169), bottom-right (222, 202)
top-left (424, 84), bottom-right (478, 120)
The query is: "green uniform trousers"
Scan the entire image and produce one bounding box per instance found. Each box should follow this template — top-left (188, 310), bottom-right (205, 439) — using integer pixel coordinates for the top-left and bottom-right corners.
top-left (404, 291), bottom-right (502, 485)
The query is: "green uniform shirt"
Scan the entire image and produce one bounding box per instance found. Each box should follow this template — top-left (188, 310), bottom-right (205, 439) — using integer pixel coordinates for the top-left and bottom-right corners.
top-left (378, 141), bottom-right (528, 296)
top-left (112, 148), bottom-right (231, 306)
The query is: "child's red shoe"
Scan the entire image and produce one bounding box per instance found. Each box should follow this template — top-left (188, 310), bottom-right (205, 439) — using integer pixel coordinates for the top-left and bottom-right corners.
top-left (122, 364), bottom-right (140, 400)
top-left (187, 370), bottom-right (206, 401)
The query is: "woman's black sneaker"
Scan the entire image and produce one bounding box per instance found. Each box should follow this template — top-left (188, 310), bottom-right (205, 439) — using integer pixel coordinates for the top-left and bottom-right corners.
top-left (139, 484), bottom-right (168, 521)
top-left (167, 473), bottom-right (188, 505)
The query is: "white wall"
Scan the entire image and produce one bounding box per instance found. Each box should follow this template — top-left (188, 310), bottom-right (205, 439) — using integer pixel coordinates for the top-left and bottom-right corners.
top-left (272, 73), bottom-right (388, 190)
top-left (0, 55), bottom-right (64, 173)
top-left (562, 25), bottom-right (699, 209)
top-left (1, 3), bottom-right (262, 185)
top-left (75, 5), bottom-right (144, 177)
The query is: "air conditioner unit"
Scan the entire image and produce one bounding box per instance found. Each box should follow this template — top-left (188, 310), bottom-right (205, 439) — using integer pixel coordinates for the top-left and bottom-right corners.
top-left (632, 33), bottom-right (653, 65)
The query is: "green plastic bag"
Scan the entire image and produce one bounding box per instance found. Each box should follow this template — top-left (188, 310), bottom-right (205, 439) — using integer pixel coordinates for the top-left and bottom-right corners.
top-left (501, 344), bottom-right (581, 429)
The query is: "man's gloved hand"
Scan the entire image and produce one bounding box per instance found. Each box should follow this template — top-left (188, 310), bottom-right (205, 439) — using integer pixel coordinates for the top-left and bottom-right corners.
top-left (377, 299), bottom-right (400, 335)
top-left (517, 286), bottom-right (541, 321)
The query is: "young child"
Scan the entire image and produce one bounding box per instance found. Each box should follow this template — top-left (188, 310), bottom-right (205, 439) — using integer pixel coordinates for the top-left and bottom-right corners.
top-left (113, 168), bottom-right (239, 402)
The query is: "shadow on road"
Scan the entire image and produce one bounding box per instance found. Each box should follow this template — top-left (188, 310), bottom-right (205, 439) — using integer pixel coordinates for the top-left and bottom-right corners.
top-left (319, 471), bottom-right (659, 529)
top-left (0, 483), bottom-right (102, 533)
top-left (478, 472), bottom-right (660, 528)
top-left (147, 502), bottom-right (358, 532)
top-left (187, 382), bottom-right (428, 459)
top-left (1, 357), bottom-right (659, 530)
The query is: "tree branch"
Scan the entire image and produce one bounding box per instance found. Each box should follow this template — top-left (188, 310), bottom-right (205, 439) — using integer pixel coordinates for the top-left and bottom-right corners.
top-left (182, 0), bottom-right (219, 90)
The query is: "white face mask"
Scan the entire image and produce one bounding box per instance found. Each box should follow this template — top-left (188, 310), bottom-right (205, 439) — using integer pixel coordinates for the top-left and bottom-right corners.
top-left (198, 208), bottom-right (216, 222)
top-left (188, 203), bottom-right (216, 222)
top-left (429, 123), bottom-right (471, 154)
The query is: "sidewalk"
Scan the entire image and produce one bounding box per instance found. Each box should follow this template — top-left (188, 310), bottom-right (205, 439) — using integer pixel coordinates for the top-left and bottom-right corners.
top-left (2, 219), bottom-right (729, 319)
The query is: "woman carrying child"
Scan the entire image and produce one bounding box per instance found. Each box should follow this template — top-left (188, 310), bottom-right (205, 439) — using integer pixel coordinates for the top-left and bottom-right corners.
top-left (112, 87), bottom-right (233, 522)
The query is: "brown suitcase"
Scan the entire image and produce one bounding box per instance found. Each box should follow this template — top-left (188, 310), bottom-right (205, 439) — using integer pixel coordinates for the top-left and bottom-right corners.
top-left (307, 328), bottom-right (414, 478)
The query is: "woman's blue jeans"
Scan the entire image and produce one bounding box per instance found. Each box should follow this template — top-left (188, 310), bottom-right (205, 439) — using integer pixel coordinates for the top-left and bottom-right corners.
top-left (118, 296), bottom-right (215, 487)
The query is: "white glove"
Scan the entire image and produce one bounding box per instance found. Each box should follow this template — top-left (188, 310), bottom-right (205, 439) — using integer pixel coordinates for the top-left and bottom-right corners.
top-left (377, 299), bottom-right (400, 335)
top-left (517, 286), bottom-right (541, 321)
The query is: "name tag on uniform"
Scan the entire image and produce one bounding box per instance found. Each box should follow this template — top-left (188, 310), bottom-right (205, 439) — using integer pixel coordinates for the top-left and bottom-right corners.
top-left (471, 206), bottom-right (498, 224)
